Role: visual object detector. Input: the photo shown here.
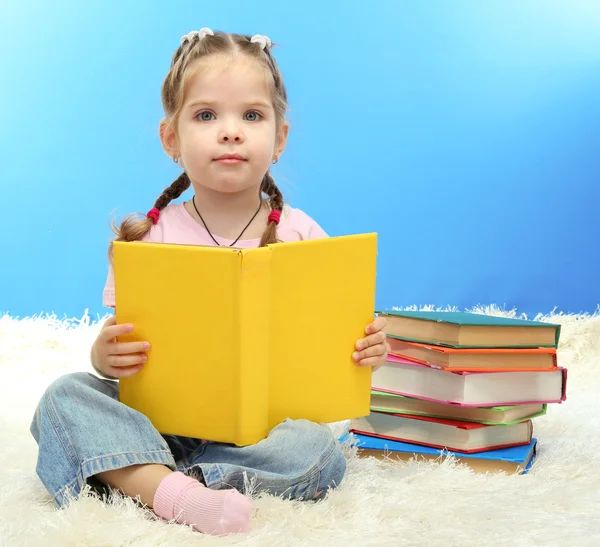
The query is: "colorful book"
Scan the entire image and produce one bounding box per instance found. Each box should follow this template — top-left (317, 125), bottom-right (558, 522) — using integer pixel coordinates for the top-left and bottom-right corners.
top-left (370, 390), bottom-right (547, 425)
top-left (349, 433), bottom-right (538, 475)
top-left (112, 233), bottom-right (377, 446)
top-left (376, 310), bottom-right (561, 348)
top-left (387, 338), bottom-right (557, 371)
top-left (350, 412), bottom-right (533, 453)
top-left (372, 355), bottom-right (567, 406)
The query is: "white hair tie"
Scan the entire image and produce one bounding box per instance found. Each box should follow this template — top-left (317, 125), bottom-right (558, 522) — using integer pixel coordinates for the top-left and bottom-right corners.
top-left (250, 34), bottom-right (272, 50)
top-left (180, 27), bottom-right (214, 45)
top-left (198, 27), bottom-right (214, 39)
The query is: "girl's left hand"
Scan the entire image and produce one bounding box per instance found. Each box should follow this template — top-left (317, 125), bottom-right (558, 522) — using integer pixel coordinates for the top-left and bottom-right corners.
top-left (352, 316), bottom-right (390, 372)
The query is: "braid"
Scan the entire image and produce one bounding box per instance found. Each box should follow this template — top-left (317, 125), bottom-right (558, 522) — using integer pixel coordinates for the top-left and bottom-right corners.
top-left (154, 172), bottom-right (191, 209)
top-left (108, 172), bottom-right (191, 260)
top-left (259, 171), bottom-right (284, 247)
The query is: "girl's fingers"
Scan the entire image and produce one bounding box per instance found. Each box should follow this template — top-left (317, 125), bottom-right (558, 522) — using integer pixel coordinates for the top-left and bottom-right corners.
top-left (103, 315), bottom-right (117, 327)
top-left (353, 342), bottom-right (387, 363)
top-left (365, 316), bottom-right (387, 335)
top-left (355, 331), bottom-right (387, 351)
top-left (102, 322), bottom-right (134, 342)
top-left (356, 356), bottom-right (384, 368)
top-left (111, 341), bottom-right (151, 356)
top-left (107, 353), bottom-right (148, 368)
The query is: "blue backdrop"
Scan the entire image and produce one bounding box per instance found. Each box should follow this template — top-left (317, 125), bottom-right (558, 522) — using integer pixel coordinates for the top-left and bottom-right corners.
top-left (1, 1), bottom-right (599, 318)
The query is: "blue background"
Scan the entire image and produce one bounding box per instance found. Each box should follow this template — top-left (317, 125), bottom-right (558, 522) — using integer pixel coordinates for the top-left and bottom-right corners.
top-left (1, 1), bottom-right (599, 318)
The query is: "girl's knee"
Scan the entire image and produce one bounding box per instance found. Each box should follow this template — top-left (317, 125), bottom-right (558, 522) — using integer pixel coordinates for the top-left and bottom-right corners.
top-left (48, 372), bottom-right (92, 392)
top-left (272, 419), bottom-right (346, 499)
top-left (31, 373), bottom-right (110, 435)
top-left (38, 372), bottom-right (87, 406)
top-left (271, 418), bottom-right (335, 456)
top-left (43, 372), bottom-right (114, 402)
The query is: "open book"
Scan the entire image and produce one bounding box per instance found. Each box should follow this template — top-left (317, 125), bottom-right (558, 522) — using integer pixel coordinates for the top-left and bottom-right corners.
top-left (112, 233), bottom-right (377, 446)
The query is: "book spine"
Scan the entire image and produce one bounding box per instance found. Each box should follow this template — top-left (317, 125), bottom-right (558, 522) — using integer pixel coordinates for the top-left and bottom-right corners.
top-left (234, 249), bottom-right (272, 446)
top-left (560, 367), bottom-right (568, 401)
top-left (554, 324), bottom-right (561, 347)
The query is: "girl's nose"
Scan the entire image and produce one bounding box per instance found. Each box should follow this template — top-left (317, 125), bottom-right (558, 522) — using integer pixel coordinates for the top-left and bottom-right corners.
top-left (218, 127), bottom-right (244, 143)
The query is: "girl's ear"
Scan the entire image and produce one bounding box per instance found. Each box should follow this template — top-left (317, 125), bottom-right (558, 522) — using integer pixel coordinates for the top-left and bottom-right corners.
top-left (274, 121), bottom-right (290, 160)
top-left (159, 118), bottom-right (179, 158)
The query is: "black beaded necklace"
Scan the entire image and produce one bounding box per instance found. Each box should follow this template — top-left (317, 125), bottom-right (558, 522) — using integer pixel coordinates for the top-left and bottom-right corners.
top-left (191, 195), bottom-right (263, 247)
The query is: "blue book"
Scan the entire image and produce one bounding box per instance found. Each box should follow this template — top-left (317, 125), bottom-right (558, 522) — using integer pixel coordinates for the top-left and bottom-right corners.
top-left (344, 433), bottom-right (537, 475)
top-left (375, 310), bottom-right (560, 348)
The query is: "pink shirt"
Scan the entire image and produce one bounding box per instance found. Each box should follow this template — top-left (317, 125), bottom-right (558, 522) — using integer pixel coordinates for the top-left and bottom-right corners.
top-left (102, 203), bottom-right (328, 307)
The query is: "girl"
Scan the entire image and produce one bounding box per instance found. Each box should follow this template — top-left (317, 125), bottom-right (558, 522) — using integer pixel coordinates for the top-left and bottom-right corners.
top-left (30, 28), bottom-right (389, 536)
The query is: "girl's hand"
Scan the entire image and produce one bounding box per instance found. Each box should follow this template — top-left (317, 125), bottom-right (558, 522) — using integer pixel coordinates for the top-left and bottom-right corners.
top-left (90, 315), bottom-right (150, 379)
top-left (352, 316), bottom-right (390, 372)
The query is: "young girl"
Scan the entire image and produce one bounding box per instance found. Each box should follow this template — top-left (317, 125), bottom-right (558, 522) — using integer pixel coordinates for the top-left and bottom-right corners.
top-left (30, 28), bottom-right (389, 536)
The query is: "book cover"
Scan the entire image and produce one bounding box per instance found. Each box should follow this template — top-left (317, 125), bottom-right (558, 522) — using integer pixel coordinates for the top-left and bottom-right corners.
top-left (376, 310), bottom-right (561, 348)
top-left (267, 235), bottom-right (376, 427)
top-left (347, 433), bottom-right (538, 475)
top-left (113, 233), bottom-right (377, 446)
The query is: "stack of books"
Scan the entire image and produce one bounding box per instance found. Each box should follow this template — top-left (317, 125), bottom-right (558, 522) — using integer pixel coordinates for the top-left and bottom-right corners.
top-left (349, 311), bottom-right (567, 474)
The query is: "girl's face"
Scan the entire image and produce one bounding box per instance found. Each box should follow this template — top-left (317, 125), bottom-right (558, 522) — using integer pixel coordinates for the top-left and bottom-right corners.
top-left (165, 54), bottom-right (288, 195)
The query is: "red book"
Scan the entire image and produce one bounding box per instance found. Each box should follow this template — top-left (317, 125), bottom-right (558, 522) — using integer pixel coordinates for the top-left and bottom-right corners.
top-left (387, 338), bottom-right (557, 371)
top-left (350, 411), bottom-right (533, 454)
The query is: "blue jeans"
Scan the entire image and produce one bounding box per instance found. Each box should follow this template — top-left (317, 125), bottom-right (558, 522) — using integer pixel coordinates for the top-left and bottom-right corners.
top-left (30, 372), bottom-right (347, 508)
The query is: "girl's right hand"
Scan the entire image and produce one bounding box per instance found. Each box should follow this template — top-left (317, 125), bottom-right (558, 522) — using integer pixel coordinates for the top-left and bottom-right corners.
top-left (91, 315), bottom-right (150, 379)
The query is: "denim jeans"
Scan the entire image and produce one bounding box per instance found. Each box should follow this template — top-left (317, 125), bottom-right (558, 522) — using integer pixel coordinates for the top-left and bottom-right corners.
top-left (30, 372), bottom-right (347, 508)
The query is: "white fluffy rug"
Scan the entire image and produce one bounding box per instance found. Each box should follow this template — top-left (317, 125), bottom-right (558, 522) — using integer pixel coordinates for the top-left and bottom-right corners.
top-left (1, 305), bottom-right (599, 547)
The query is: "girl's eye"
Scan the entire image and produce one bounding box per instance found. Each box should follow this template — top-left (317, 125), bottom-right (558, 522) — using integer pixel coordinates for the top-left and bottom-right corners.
top-left (244, 111), bottom-right (262, 122)
top-left (197, 111), bottom-right (215, 121)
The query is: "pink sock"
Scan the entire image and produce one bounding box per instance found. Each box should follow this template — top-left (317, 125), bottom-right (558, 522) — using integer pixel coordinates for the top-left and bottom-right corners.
top-left (153, 471), bottom-right (252, 535)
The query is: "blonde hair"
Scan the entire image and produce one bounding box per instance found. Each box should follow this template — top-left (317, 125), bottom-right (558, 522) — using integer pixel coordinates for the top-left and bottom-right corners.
top-left (109, 30), bottom-right (288, 257)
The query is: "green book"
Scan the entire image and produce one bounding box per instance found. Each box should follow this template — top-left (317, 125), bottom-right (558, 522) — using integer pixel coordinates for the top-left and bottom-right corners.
top-left (375, 310), bottom-right (561, 348)
top-left (370, 390), bottom-right (548, 425)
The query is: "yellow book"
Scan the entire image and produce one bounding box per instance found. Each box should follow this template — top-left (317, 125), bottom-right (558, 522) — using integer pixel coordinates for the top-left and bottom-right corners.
top-left (113, 233), bottom-right (377, 446)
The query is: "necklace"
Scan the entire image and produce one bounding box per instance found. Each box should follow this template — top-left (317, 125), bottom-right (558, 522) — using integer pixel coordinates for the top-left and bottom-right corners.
top-left (191, 195), bottom-right (263, 247)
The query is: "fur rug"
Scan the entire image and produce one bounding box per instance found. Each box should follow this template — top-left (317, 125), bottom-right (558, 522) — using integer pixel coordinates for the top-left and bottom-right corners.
top-left (1, 305), bottom-right (599, 547)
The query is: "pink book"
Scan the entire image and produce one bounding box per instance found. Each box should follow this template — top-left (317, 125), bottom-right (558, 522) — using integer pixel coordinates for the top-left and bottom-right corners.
top-left (372, 354), bottom-right (567, 407)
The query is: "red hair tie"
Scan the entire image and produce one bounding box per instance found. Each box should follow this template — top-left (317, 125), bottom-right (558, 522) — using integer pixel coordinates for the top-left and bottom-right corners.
top-left (146, 207), bottom-right (160, 225)
top-left (268, 210), bottom-right (281, 225)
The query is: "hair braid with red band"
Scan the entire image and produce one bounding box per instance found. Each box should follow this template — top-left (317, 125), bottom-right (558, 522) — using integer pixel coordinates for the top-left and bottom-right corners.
top-left (259, 171), bottom-right (283, 247)
top-left (109, 173), bottom-right (191, 258)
